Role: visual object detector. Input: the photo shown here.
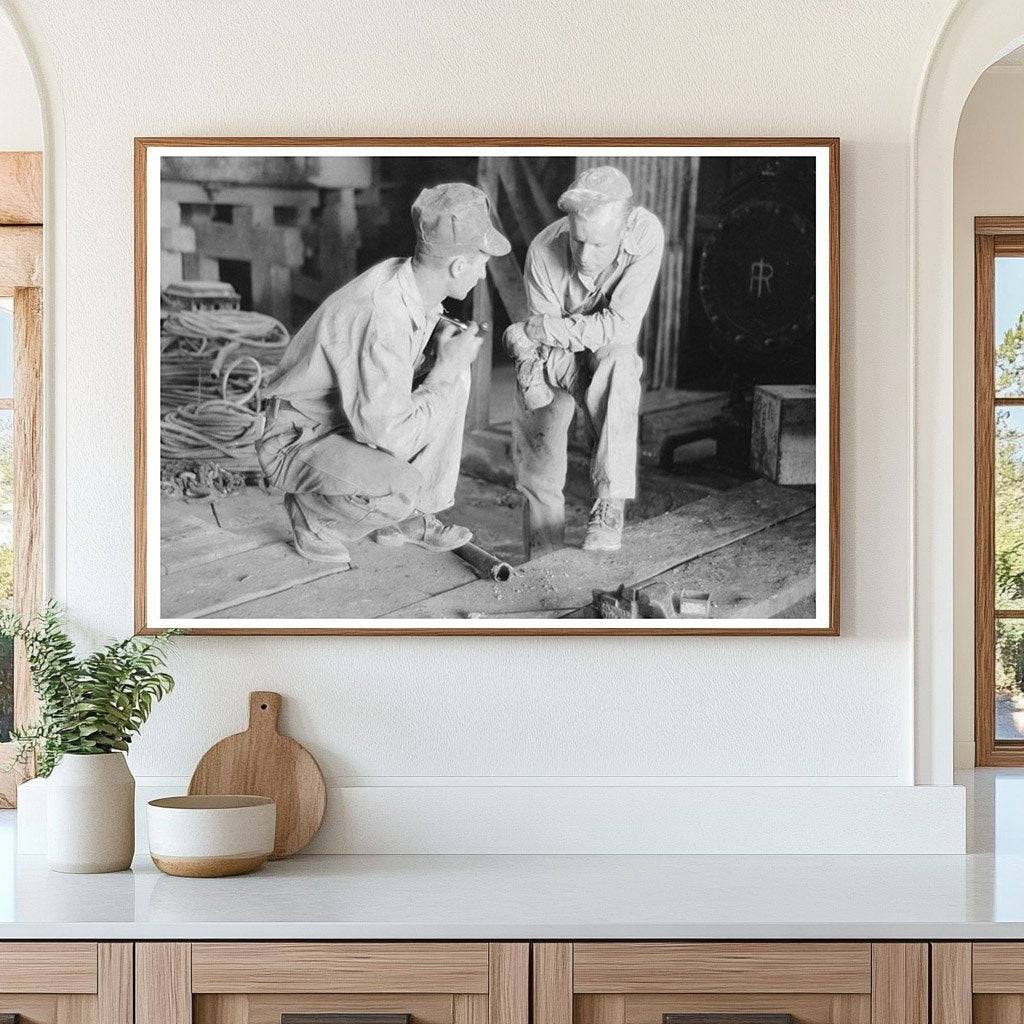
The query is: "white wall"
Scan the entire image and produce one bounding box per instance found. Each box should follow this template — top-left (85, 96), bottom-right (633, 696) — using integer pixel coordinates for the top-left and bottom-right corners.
top-left (0, 8), bottom-right (40, 151)
top-left (952, 65), bottom-right (1024, 768)
top-left (0, 0), bottom-right (973, 851)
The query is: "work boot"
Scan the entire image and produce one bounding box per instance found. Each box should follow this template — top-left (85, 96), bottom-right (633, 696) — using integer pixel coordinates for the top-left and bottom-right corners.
top-left (582, 499), bottom-right (625, 552)
top-left (373, 514), bottom-right (472, 552)
top-left (284, 494), bottom-right (352, 565)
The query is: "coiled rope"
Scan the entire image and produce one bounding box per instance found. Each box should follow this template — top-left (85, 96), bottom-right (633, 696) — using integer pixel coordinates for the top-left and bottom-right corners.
top-left (159, 310), bottom-right (290, 494)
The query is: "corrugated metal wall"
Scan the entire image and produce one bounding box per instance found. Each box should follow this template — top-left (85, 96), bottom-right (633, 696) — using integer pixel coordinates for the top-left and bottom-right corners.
top-left (576, 156), bottom-right (700, 390)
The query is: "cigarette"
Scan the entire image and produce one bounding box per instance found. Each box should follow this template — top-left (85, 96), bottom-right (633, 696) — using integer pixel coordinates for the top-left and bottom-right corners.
top-left (440, 315), bottom-right (489, 332)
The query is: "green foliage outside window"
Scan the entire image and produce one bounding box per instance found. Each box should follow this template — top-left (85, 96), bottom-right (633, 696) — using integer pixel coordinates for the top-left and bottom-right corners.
top-left (996, 314), bottom-right (1024, 695)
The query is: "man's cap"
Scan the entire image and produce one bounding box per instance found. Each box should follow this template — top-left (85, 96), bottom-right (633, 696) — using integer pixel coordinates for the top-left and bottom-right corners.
top-left (412, 183), bottom-right (511, 258)
top-left (561, 165), bottom-right (634, 205)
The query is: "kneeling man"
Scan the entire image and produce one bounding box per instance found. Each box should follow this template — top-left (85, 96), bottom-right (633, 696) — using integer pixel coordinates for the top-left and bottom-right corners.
top-left (258, 183), bottom-right (510, 565)
top-left (508, 165), bottom-right (664, 555)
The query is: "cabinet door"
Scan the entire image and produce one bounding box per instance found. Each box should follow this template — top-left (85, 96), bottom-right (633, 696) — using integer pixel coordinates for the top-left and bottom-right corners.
top-left (534, 944), bottom-right (927, 1024)
top-left (137, 943), bottom-right (528, 1024)
top-left (0, 942), bottom-right (132, 1024)
top-left (937, 943), bottom-right (1024, 1024)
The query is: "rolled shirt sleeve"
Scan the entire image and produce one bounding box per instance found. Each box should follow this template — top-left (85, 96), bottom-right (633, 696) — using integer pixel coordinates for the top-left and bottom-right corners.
top-left (523, 243), bottom-right (570, 319)
top-left (525, 209), bottom-right (665, 353)
top-left (331, 303), bottom-right (457, 462)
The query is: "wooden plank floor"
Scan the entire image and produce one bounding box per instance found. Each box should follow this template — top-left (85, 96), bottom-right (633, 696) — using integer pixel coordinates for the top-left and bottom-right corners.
top-left (382, 479), bottom-right (815, 619)
top-left (562, 509), bottom-right (816, 619)
top-left (160, 491), bottom-right (476, 620)
top-left (160, 477), bottom-right (816, 622)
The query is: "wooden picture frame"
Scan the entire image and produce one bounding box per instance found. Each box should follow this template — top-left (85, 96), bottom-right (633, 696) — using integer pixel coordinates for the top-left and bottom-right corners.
top-left (135, 137), bottom-right (840, 636)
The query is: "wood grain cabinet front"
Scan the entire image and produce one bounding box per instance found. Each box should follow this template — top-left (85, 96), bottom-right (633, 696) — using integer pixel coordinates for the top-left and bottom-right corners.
top-left (0, 942), bottom-right (132, 1024)
top-left (533, 944), bottom-right (929, 1024)
top-left (932, 943), bottom-right (1024, 1024)
top-left (136, 943), bottom-right (529, 1024)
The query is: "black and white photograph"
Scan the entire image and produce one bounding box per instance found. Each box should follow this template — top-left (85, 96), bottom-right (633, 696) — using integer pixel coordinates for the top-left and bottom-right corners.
top-left (137, 141), bottom-right (838, 634)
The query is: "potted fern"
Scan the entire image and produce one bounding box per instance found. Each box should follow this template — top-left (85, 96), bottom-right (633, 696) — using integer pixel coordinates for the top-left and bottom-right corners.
top-left (2, 603), bottom-right (178, 873)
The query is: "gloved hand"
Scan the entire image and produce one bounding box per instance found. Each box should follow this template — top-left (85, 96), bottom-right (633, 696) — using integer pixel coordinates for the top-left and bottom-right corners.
top-left (504, 321), bottom-right (537, 361)
top-left (504, 323), bottom-right (553, 411)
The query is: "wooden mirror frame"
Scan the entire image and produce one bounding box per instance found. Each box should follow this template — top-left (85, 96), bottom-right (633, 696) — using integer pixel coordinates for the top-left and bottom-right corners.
top-left (0, 151), bottom-right (43, 807)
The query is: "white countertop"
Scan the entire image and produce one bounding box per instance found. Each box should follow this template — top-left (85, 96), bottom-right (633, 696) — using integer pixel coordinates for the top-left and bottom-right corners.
top-left (1, 848), bottom-right (1023, 940)
top-left (1, 769), bottom-right (1022, 941)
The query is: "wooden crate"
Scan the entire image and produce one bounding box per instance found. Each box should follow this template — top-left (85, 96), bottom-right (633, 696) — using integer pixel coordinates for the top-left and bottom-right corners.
top-left (750, 384), bottom-right (815, 485)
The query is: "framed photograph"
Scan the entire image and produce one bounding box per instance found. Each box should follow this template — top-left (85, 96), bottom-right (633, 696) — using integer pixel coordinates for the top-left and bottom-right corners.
top-left (135, 137), bottom-right (839, 635)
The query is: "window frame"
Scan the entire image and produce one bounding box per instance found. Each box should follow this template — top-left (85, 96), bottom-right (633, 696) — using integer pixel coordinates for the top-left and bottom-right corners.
top-left (0, 151), bottom-right (43, 806)
top-left (975, 217), bottom-right (1024, 765)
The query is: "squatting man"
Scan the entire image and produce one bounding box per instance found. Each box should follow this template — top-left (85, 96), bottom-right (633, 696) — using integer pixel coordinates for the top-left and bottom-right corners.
top-left (507, 165), bottom-right (665, 554)
top-left (258, 167), bottom-right (663, 566)
top-left (256, 183), bottom-right (510, 565)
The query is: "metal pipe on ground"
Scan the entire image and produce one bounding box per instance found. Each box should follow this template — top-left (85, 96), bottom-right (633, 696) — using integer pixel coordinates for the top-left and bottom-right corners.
top-left (454, 542), bottom-right (513, 583)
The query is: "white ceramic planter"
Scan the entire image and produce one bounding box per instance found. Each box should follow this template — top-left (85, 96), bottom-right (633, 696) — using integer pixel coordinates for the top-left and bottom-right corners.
top-left (46, 752), bottom-right (135, 873)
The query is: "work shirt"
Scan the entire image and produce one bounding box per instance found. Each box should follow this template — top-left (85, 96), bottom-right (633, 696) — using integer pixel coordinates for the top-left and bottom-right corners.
top-left (523, 206), bottom-right (665, 352)
top-left (264, 258), bottom-right (456, 462)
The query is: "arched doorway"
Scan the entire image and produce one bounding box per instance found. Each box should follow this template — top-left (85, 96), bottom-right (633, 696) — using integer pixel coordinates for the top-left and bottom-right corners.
top-left (914, 0), bottom-right (1024, 785)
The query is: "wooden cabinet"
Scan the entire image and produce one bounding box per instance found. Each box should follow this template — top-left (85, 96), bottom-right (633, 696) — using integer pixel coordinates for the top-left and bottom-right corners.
top-left (0, 942), bottom-right (132, 1024)
top-left (0, 938), bottom-right (939, 1024)
top-left (136, 943), bottom-right (528, 1024)
top-left (931, 943), bottom-right (1024, 1024)
top-left (532, 944), bottom-right (928, 1024)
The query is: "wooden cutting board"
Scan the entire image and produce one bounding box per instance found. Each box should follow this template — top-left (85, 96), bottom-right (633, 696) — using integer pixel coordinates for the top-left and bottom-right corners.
top-left (188, 691), bottom-right (326, 859)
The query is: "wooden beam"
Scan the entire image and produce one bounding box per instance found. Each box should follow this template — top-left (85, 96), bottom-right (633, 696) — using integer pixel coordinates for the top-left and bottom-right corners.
top-left (14, 287), bottom-right (42, 727)
top-left (494, 159), bottom-right (543, 247)
top-left (0, 226), bottom-right (42, 293)
top-left (517, 158), bottom-right (557, 230)
top-left (487, 254), bottom-right (527, 324)
top-left (0, 152), bottom-right (42, 225)
top-left (977, 216), bottom-right (1024, 235)
top-left (976, 230), bottom-right (998, 765)
top-left (192, 217), bottom-right (304, 268)
top-left (0, 286), bottom-right (42, 807)
top-left (478, 160), bottom-right (528, 323)
top-left (467, 275), bottom-right (495, 431)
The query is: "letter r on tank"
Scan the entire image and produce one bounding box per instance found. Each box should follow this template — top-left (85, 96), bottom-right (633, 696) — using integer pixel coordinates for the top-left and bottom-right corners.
top-left (749, 258), bottom-right (773, 298)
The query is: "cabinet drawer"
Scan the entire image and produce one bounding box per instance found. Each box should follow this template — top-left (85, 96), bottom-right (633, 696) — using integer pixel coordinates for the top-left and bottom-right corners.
top-left (533, 944), bottom-right (925, 1024)
top-left (191, 942), bottom-right (490, 993)
top-left (0, 942), bottom-right (98, 993)
top-left (572, 943), bottom-right (872, 994)
top-left (0, 942), bottom-right (130, 1024)
top-left (139, 942), bottom-right (528, 1024)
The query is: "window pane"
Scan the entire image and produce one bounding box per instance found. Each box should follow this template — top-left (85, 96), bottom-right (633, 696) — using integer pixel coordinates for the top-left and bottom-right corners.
top-left (998, 619), bottom-right (1024, 740)
top-left (0, 409), bottom-right (11, 742)
top-left (997, 407), bottom-right (1024, 609)
top-left (0, 300), bottom-right (12, 399)
top-left (996, 256), bottom-right (1024, 396)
